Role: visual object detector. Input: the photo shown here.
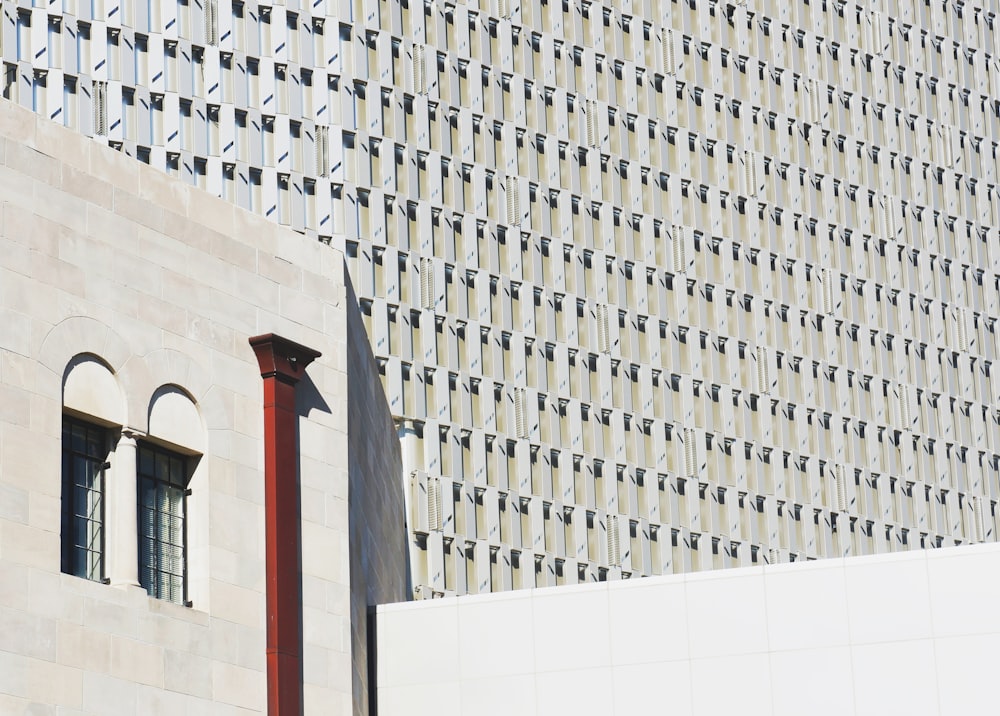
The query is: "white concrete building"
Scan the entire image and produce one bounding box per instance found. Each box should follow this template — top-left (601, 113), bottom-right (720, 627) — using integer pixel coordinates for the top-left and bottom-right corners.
top-left (377, 542), bottom-right (1000, 716)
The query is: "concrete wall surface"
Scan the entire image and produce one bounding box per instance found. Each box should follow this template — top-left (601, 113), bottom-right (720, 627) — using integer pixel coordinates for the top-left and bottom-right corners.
top-left (0, 98), bottom-right (403, 714)
top-left (347, 277), bottom-right (408, 716)
top-left (376, 542), bottom-right (1000, 716)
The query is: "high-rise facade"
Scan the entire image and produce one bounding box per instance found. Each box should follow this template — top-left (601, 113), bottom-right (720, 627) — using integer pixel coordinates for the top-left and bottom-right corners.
top-left (6, 0), bottom-right (1000, 598)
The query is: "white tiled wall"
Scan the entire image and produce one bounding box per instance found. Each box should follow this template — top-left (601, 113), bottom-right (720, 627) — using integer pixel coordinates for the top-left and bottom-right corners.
top-left (376, 543), bottom-right (1000, 716)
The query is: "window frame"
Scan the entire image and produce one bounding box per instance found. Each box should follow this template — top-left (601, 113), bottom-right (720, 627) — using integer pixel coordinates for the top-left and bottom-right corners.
top-left (61, 416), bottom-right (110, 583)
top-left (137, 441), bottom-right (192, 606)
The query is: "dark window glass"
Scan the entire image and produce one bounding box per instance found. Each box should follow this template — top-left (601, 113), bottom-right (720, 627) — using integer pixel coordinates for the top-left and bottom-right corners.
top-left (61, 418), bottom-right (108, 581)
top-left (137, 444), bottom-right (188, 604)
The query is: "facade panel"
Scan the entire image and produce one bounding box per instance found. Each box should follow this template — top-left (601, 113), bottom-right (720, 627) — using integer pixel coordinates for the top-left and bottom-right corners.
top-left (5, 0), bottom-right (1000, 597)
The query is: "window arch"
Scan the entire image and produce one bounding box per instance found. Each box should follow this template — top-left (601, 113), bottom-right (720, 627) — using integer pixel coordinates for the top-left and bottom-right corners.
top-left (139, 385), bottom-right (206, 606)
top-left (60, 355), bottom-right (124, 583)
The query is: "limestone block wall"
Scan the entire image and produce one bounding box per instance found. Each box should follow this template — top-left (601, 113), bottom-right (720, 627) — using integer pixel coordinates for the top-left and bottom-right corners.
top-left (0, 99), bottom-right (403, 714)
top-left (376, 542), bottom-right (1000, 716)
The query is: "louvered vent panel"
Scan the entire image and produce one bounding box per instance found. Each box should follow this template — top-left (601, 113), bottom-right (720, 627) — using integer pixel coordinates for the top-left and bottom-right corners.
top-left (94, 81), bottom-right (108, 135)
top-left (742, 150), bottom-right (760, 196)
top-left (974, 496), bottom-right (989, 542)
top-left (820, 268), bottom-right (836, 315)
top-left (316, 125), bottom-right (330, 176)
top-left (596, 304), bottom-right (611, 353)
top-left (585, 99), bottom-right (600, 148)
top-left (204, 0), bottom-right (219, 45)
top-left (420, 256), bottom-right (434, 310)
top-left (607, 514), bottom-right (620, 565)
top-left (670, 224), bottom-right (687, 274)
top-left (661, 28), bottom-right (676, 75)
top-left (953, 306), bottom-right (971, 350)
top-left (683, 428), bottom-right (697, 476)
top-left (755, 346), bottom-right (770, 394)
top-left (514, 387), bottom-right (528, 438)
top-left (413, 44), bottom-right (427, 94)
top-left (427, 477), bottom-right (442, 531)
top-left (505, 177), bottom-right (520, 225)
top-left (833, 465), bottom-right (850, 513)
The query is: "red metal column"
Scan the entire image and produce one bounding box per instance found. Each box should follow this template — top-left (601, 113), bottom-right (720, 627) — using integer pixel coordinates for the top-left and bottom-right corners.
top-left (250, 334), bottom-right (321, 716)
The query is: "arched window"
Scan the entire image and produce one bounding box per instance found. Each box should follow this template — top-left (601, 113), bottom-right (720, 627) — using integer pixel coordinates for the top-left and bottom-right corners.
top-left (62, 417), bottom-right (111, 581)
top-left (140, 385), bottom-right (205, 605)
top-left (137, 441), bottom-right (190, 603)
top-left (61, 355), bottom-right (124, 583)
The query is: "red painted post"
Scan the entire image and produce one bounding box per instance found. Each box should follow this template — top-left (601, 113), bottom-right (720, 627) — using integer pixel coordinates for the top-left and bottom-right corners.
top-left (249, 334), bottom-right (321, 716)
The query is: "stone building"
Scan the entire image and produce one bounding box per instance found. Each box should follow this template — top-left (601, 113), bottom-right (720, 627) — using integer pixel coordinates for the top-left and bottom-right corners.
top-left (0, 99), bottom-right (406, 714)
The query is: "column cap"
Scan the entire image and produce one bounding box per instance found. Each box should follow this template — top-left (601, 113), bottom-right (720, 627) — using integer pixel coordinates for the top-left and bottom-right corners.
top-left (249, 333), bottom-right (322, 384)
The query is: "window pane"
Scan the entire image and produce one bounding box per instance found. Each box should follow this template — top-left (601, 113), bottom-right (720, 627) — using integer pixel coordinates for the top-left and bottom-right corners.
top-left (137, 443), bottom-right (189, 604)
top-left (61, 418), bottom-right (107, 582)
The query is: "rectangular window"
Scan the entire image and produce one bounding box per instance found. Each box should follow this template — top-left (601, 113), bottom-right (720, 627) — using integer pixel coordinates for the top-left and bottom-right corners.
top-left (61, 418), bottom-right (109, 582)
top-left (2, 63), bottom-right (16, 102)
top-left (63, 77), bottom-right (78, 128)
top-left (137, 443), bottom-right (189, 604)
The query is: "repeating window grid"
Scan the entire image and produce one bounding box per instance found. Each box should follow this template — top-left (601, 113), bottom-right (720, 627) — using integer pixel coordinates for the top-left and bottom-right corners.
top-left (137, 444), bottom-right (188, 605)
top-left (16, 0), bottom-right (1000, 593)
top-left (61, 418), bottom-right (108, 582)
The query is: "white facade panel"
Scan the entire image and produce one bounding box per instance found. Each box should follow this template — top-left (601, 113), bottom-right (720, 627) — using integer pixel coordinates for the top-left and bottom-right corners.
top-left (5, 0), bottom-right (1000, 599)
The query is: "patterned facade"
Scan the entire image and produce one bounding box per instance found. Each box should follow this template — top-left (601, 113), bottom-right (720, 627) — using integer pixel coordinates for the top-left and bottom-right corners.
top-left (6, 0), bottom-right (1000, 596)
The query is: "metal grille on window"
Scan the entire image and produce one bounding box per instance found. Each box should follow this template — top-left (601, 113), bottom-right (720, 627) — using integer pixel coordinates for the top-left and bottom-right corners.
top-left (413, 44), bottom-right (427, 94)
top-left (755, 346), bottom-right (770, 395)
top-left (596, 303), bottom-right (611, 353)
top-left (420, 256), bottom-right (434, 309)
top-left (819, 267), bottom-right (837, 315)
top-left (505, 177), bottom-right (520, 226)
top-left (514, 386), bottom-right (528, 438)
top-left (832, 464), bottom-right (850, 513)
top-left (138, 444), bottom-right (189, 605)
top-left (315, 125), bottom-right (330, 177)
top-left (661, 28), bottom-right (676, 76)
top-left (204, 0), bottom-right (220, 46)
top-left (683, 428), bottom-right (697, 476)
top-left (585, 99), bottom-right (599, 148)
top-left (670, 224), bottom-right (688, 275)
top-left (61, 418), bottom-right (108, 582)
top-left (93, 80), bottom-right (107, 135)
top-left (427, 476), bottom-right (442, 531)
top-left (742, 150), bottom-right (762, 197)
top-left (607, 513), bottom-right (620, 565)
top-left (952, 306), bottom-right (971, 351)
top-left (974, 496), bottom-right (988, 542)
